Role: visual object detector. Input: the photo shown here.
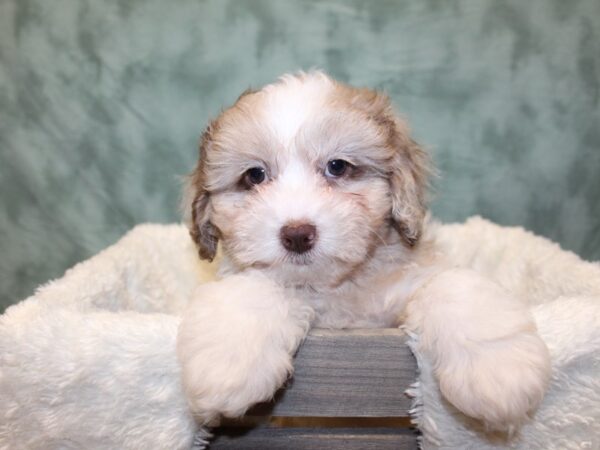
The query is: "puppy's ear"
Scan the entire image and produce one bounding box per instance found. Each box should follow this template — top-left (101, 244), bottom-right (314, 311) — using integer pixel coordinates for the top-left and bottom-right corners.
top-left (346, 87), bottom-right (431, 246)
top-left (388, 131), bottom-right (431, 247)
top-left (189, 123), bottom-right (220, 261)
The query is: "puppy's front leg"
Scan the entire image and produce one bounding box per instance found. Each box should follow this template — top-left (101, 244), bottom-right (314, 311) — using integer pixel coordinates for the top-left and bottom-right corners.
top-left (177, 271), bottom-right (313, 423)
top-left (403, 268), bottom-right (551, 431)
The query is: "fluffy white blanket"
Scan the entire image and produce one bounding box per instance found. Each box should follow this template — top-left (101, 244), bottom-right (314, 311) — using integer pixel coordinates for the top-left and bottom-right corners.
top-left (1, 217), bottom-right (599, 449)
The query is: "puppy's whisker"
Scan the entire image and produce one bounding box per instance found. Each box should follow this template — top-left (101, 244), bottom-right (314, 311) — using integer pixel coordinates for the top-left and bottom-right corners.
top-left (368, 226), bottom-right (401, 266)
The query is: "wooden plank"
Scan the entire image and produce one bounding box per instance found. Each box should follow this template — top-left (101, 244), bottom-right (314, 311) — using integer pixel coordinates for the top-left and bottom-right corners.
top-left (250, 328), bottom-right (416, 417)
top-left (210, 427), bottom-right (418, 450)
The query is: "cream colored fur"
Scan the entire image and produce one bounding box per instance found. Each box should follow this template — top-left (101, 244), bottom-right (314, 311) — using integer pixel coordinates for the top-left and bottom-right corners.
top-left (179, 72), bottom-right (551, 432)
top-left (1, 220), bottom-right (598, 449)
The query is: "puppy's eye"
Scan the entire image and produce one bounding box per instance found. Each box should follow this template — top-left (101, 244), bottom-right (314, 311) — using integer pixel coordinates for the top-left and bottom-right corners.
top-left (243, 167), bottom-right (266, 187)
top-left (325, 159), bottom-right (351, 178)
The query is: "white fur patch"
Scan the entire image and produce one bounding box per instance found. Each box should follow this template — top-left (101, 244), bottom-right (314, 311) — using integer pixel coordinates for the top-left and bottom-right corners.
top-left (262, 72), bottom-right (334, 146)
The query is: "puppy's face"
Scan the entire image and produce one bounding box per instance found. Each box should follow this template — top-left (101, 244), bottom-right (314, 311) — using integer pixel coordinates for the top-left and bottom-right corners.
top-left (189, 73), bottom-right (429, 287)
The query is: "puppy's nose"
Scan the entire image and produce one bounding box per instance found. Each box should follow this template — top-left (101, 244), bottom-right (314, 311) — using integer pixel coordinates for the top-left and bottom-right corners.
top-left (280, 223), bottom-right (317, 254)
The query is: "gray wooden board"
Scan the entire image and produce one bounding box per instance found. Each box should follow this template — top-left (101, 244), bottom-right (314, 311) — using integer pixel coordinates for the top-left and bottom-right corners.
top-left (251, 328), bottom-right (417, 417)
top-left (210, 427), bottom-right (418, 450)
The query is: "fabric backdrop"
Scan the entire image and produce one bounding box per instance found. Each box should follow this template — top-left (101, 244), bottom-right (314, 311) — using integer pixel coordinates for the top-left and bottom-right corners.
top-left (1, 0), bottom-right (599, 311)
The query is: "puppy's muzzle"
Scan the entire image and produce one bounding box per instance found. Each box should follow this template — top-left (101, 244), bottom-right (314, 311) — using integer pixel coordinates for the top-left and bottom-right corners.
top-left (280, 223), bottom-right (317, 254)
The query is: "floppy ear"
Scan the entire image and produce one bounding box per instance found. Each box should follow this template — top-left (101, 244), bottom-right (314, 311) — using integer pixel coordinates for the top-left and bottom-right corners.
top-left (188, 123), bottom-right (220, 261)
top-left (388, 130), bottom-right (431, 247)
top-left (345, 87), bottom-right (431, 246)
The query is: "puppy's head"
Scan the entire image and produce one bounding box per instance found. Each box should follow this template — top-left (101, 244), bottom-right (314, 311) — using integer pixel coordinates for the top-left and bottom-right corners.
top-left (188, 72), bottom-right (430, 287)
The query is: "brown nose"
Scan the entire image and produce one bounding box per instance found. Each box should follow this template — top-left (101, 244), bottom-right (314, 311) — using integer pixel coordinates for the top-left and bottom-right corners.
top-left (280, 223), bottom-right (317, 254)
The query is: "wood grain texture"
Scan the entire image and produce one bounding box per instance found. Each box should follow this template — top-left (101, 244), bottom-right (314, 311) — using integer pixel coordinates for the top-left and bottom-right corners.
top-left (251, 328), bottom-right (416, 417)
top-left (210, 427), bottom-right (418, 450)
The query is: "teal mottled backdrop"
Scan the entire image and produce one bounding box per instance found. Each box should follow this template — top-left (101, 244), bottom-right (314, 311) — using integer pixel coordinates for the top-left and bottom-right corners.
top-left (1, 0), bottom-right (599, 311)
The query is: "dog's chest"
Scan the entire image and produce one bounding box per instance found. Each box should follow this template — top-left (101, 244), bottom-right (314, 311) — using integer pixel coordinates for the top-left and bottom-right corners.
top-left (295, 285), bottom-right (403, 329)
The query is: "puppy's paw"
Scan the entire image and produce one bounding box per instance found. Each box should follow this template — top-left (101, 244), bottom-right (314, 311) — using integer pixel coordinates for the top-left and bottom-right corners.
top-left (178, 325), bottom-right (292, 422)
top-left (437, 330), bottom-right (551, 432)
top-left (176, 272), bottom-right (312, 422)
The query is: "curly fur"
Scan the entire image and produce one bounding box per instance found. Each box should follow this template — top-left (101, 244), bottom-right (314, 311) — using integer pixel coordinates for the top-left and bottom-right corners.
top-left (178, 72), bottom-right (551, 431)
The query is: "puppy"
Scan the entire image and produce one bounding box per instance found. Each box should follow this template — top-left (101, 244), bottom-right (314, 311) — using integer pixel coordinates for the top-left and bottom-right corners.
top-left (177, 72), bottom-right (551, 432)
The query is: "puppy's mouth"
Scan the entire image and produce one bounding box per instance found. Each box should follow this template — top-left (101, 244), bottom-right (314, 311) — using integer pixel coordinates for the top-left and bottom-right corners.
top-left (285, 252), bottom-right (314, 266)
top-left (246, 252), bottom-right (315, 270)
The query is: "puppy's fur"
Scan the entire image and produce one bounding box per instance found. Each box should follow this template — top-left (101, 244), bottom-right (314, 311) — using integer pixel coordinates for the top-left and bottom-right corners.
top-left (177, 72), bottom-right (551, 431)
